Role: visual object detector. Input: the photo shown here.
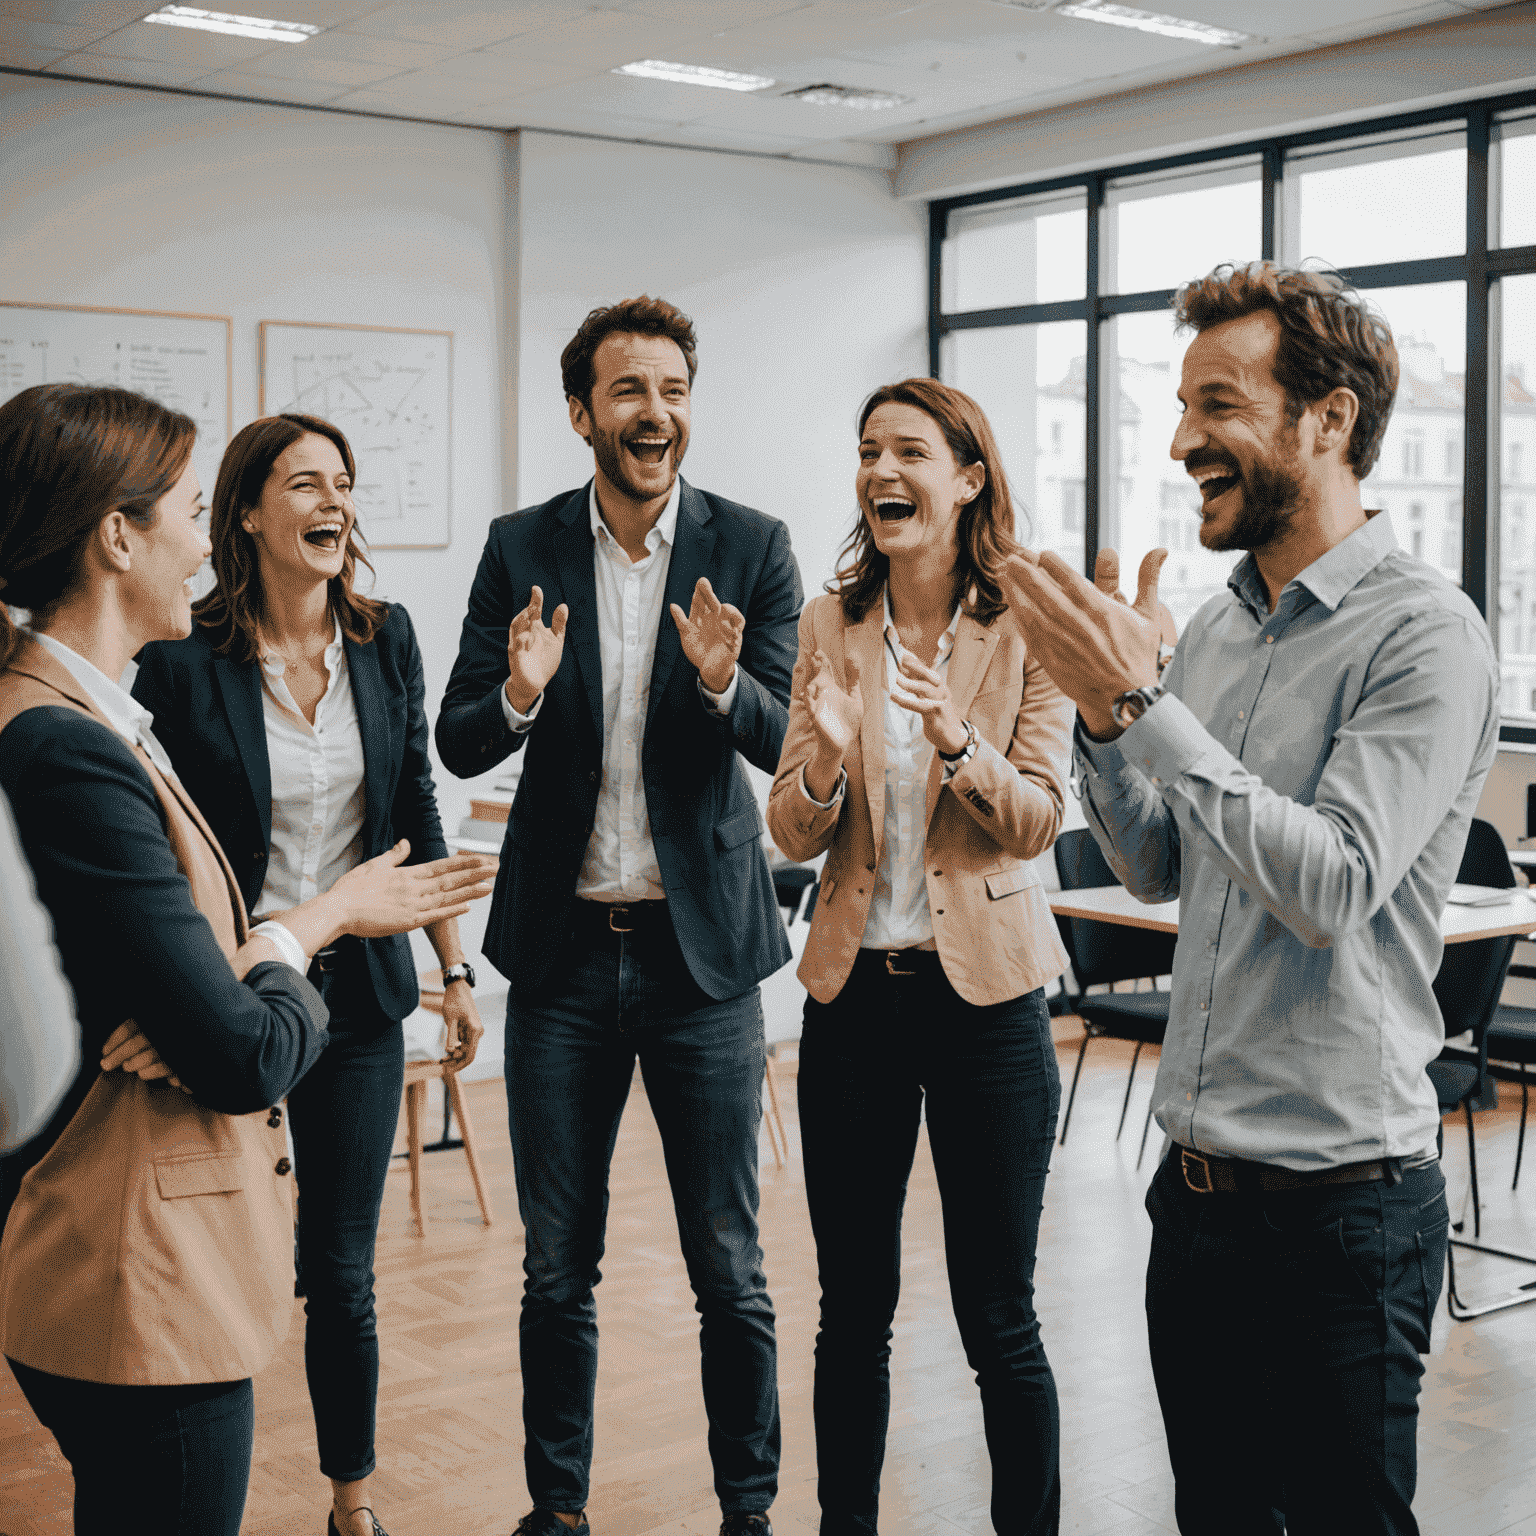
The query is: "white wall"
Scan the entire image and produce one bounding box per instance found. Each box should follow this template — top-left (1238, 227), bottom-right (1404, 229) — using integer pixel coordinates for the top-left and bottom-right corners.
top-left (0, 72), bottom-right (513, 844)
top-left (514, 129), bottom-right (929, 607)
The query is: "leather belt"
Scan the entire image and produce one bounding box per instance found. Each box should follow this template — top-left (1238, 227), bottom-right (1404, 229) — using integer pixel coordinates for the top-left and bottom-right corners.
top-left (572, 898), bottom-right (670, 938)
top-left (1179, 1145), bottom-right (1439, 1194)
top-left (856, 946), bottom-right (944, 977)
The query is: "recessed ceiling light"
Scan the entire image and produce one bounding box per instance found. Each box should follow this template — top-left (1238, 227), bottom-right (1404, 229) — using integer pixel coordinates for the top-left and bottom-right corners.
top-left (1053, 1), bottom-right (1253, 47)
top-left (782, 83), bottom-right (913, 110)
top-left (614, 60), bottom-right (775, 91)
top-left (143, 5), bottom-right (318, 42)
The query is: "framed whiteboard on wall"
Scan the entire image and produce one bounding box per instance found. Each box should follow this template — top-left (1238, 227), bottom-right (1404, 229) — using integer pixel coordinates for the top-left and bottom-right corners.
top-left (260, 321), bottom-right (453, 549)
top-left (0, 301), bottom-right (232, 510)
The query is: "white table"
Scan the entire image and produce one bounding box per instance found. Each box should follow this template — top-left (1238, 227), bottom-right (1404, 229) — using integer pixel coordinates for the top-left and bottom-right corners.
top-left (1049, 885), bottom-right (1536, 945)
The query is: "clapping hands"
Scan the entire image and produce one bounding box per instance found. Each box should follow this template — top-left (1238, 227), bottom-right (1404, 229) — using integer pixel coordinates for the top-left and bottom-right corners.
top-left (505, 585), bottom-right (568, 714)
top-left (671, 577), bottom-right (744, 696)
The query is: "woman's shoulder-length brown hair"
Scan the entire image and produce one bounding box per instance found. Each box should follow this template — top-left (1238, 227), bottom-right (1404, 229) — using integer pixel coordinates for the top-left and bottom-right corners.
top-left (192, 412), bottom-right (388, 662)
top-left (828, 377), bottom-right (1023, 626)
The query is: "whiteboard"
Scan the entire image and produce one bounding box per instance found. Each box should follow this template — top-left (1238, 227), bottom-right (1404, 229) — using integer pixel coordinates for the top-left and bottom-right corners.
top-left (260, 321), bottom-right (452, 549)
top-left (0, 302), bottom-right (232, 512)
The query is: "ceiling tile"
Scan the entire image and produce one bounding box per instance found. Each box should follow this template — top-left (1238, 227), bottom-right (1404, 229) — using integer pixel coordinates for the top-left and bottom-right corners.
top-left (0, 15), bottom-right (110, 50)
top-left (488, 10), bottom-right (711, 70)
top-left (183, 68), bottom-right (357, 104)
top-left (0, 1), bottom-right (150, 25)
top-left (287, 29), bottom-right (457, 68)
top-left (621, 0), bottom-right (812, 26)
top-left (498, 71), bottom-right (712, 124)
top-left (1298, 2), bottom-right (1469, 45)
top-left (0, 39), bottom-right (64, 66)
top-left (423, 50), bottom-right (593, 89)
top-left (342, 66), bottom-right (518, 104)
top-left (251, 0), bottom-right (393, 22)
top-left (47, 51), bottom-right (216, 87)
top-left (65, 19), bottom-right (283, 69)
top-left (237, 49), bottom-right (408, 85)
top-left (341, 1), bottom-right (583, 49)
top-left (1157, 0), bottom-right (1452, 30)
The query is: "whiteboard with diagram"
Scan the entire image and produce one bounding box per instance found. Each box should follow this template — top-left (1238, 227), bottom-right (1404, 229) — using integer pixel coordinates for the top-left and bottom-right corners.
top-left (259, 320), bottom-right (453, 549)
top-left (0, 301), bottom-right (232, 509)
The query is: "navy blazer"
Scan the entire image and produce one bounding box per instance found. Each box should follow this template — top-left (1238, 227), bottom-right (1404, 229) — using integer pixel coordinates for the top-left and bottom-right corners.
top-left (132, 603), bottom-right (450, 1023)
top-left (436, 479), bottom-right (801, 1002)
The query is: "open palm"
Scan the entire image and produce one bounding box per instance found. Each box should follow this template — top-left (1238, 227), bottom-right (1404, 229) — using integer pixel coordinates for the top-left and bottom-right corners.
top-left (506, 584), bottom-right (568, 712)
top-left (671, 576), bottom-right (744, 694)
top-left (805, 650), bottom-right (863, 757)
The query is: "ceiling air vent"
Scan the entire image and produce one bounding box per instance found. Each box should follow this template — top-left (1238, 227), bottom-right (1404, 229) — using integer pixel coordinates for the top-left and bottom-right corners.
top-left (781, 84), bottom-right (912, 110)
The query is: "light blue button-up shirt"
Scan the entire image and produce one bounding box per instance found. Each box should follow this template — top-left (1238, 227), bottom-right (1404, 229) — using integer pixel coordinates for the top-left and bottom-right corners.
top-left (1074, 510), bottom-right (1499, 1169)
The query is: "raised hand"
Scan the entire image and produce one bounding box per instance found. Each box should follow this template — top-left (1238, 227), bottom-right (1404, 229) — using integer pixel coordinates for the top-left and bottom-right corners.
top-left (1001, 546), bottom-right (1168, 739)
top-left (1094, 549), bottom-right (1180, 657)
top-left (670, 576), bottom-right (744, 695)
top-left (505, 585), bottom-right (568, 714)
top-left (802, 649), bottom-right (862, 804)
top-left (333, 842), bottom-right (499, 939)
top-left (889, 642), bottom-right (969, 755)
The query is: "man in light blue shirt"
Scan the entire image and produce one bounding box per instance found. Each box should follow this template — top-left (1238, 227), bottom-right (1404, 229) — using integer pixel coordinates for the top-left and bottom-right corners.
top-left (1007, 262), bottom-right (1498, 1536)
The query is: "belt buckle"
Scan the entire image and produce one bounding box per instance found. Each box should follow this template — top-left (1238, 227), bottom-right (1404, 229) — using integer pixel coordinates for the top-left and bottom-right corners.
top-left (312, 945), bottom-right (339, 973)
top-left (885, 950), bottom-right (917, 976)
top-left (1181, 1149), bottom-right (1216, 1194)
top-left (607, 905), bottom-right (636, 934)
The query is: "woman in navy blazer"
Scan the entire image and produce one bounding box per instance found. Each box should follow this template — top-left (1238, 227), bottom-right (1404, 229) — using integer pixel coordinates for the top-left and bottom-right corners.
top-left (133, 413), bottom-right (495, 1536)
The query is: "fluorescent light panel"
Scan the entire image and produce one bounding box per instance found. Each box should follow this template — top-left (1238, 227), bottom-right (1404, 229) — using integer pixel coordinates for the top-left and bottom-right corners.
top-left (783, 83), bottom-right (912, 110)
top-left (615, 60), bottom-right (775, 92)
top-left (1054, 1), bottom-right (1252, 47)
top-left (143, 5), bottom-right (318, 43)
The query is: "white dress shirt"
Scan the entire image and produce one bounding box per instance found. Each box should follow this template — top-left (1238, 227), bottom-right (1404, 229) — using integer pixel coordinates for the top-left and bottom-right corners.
top-left (252, 620), bottom-right (367, 924)
top-left (500, 479), bottom-right (737, 902)
top-left (30, 631), bottom-right (306, 971)
top-left (798, 589), bottom-right (960, 950)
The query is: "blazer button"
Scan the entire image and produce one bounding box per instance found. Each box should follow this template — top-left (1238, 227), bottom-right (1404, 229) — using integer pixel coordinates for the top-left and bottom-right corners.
top-left (252, 849), bottom-right (263, 863)
top-left (589, 772), bottom-right (598, 784)
top-left (267, 1109), bottom-right (283, 1127)
top-left (275, 1157), bottom-right (292, 1176)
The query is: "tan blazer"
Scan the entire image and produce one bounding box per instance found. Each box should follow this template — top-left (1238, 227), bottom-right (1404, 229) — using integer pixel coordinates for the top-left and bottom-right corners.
top-left (767, 592), bottom-right (1075, 1007)
top-left (0, 644), bottom-right (298, 1385)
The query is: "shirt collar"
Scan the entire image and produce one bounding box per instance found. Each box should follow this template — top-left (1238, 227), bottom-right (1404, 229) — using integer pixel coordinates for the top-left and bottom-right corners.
top-left (881, 586), bottom-right (960, 667)
top-left (1227, 509), bottom-right (1397, 618)
top-left (31, 631), bottom-right (156, 748)
top-left (588, 476), bottom-right (682, 558)
top-left (259, 615), bottom-right (344, 678)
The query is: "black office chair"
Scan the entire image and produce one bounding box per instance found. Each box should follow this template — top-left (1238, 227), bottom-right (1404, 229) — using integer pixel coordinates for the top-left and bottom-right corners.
top-left (1486, 1006), bottom-right (1536, 1188)
top-left (1430, 818), bottom-right (1536, 1319)
top-left (1053, 828), bottom-right (1177, 1163)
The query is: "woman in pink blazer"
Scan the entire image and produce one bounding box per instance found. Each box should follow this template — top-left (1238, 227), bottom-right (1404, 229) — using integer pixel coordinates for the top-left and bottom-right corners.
top-left (768, 378), bottom-right (1075, 1536)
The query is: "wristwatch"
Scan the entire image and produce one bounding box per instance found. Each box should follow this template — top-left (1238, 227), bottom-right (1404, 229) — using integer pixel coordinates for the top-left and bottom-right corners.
top-left (1112, 684), bottom-right (1165, 731)
top-left (938, 719), bottom-right (978, 769)
top-left (441, 963), bottom-right (476, 990)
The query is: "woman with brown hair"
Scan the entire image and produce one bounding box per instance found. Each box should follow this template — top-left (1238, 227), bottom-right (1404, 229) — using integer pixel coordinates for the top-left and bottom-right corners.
top-left (767, 378), bottom-right (1075, 1536)
top-left (0, 383), bottom-right (490, 1534)
top-left (132, 412), bottom-right (494, 1536)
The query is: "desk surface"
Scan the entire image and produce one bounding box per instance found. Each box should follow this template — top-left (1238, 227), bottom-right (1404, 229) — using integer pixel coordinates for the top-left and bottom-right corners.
top-left (1048, 885), bottom-right (1536, 945)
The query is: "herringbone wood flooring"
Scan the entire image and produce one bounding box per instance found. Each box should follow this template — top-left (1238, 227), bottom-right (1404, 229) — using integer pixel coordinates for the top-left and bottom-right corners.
top-left (4, 1024), bottom-right (1536, 1536)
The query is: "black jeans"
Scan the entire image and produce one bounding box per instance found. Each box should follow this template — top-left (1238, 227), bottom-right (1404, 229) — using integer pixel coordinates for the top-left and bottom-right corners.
top-left (1144, 1150), bottom-right (1450, 1536)
top-left (798, 951), bottom-right (1062, 1536)
top-left (8, 1357), bottom-right (254, 1535)
top-left (288, 944), bottom-right (404, 1482)
top-left (504, 904), bottom-right (780, 1515)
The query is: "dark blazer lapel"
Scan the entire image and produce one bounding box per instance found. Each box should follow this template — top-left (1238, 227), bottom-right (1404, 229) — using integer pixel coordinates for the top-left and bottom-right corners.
top-left (554, 484), bottom-right (604, 745)
top-left (647, 479), bottom-right (714, 732)
top-left (212, 653), bottom-right (272, 852)
top-left (345, 633), bottom-right (390, 854)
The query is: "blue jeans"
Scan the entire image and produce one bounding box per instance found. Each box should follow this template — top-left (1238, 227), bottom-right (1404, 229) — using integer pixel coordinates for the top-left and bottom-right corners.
top-left (504, 903), bottom-right (780, 1515)
top-left (798, 951), bottom-right (1062, 1536)
top-left (289, 944), bottom-right (404, 1482)
top-left (8, 1358), bottom-right (254, 1535)
top-left (1145, 1151), bottom-right (1450, 1535)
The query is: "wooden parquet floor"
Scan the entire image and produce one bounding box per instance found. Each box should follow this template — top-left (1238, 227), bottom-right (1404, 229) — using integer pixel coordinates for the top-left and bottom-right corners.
top-left (5, 1023), bottom-right (1536, 1535)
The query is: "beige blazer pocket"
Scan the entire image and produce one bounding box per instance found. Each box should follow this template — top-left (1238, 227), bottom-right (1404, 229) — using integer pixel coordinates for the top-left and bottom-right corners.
top-left (984, 866), bottom-right (1039, 901)
top-left (154, 1154), bottom-right (245, 1200)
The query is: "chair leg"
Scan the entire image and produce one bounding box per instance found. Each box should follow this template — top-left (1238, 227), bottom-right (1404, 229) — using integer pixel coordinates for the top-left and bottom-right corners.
top-left (1136, 1097), bottom-right (1156, 1171)
top-left (445, 1071), bottom-right (494, 1226)
top-left (405, 1079), bottom-right (425, 1234)
top-left (1515, 1065), bottom-right (1529, 1192)
top-left (1116, 1041), bottom-right (1143, 1142)
top-left (1465, 1099), bottom-right (1481, 1242)
top-left (1060, 1034), bottom-right (1091, 1147)
top-left (762, 1056), bottom-right (787, 1170)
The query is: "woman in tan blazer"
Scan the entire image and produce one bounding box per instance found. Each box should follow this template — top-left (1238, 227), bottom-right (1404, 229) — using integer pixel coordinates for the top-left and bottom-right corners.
top-left (0, 383), bottom-right (492, 1535)
top-left (767, 378), bottom-right (1075, 1536)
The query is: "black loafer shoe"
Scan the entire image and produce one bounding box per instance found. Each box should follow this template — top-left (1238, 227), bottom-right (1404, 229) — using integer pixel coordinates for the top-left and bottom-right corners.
top-left (720, 1516), bottom-right (771, 1536)
top-left (513, 1511), bottom-right (590, 1536)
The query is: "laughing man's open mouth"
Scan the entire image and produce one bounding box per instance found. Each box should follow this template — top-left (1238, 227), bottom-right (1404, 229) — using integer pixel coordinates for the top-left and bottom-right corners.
top-left (625, 435), bottom-right (672, 466)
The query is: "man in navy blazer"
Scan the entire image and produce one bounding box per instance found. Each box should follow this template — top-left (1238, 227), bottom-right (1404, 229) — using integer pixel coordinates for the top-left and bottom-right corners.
top-left (437, 298), bottom-right (801, 1536)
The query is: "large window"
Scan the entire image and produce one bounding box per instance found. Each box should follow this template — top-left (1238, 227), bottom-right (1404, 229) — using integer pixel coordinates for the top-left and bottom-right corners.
top-left (930, 90), bottom-right (1536, 734)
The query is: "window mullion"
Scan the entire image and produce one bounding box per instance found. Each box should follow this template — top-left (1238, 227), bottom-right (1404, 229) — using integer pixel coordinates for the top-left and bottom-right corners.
top-left (1465, 105), bottom-right (1491, 621)
top-left (1085, 174), bottom-right (1103, 581)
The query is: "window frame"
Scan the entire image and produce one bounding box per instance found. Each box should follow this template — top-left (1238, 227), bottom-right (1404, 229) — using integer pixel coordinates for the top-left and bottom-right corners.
top-left (927, 88), bottom-right (1536, 740)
